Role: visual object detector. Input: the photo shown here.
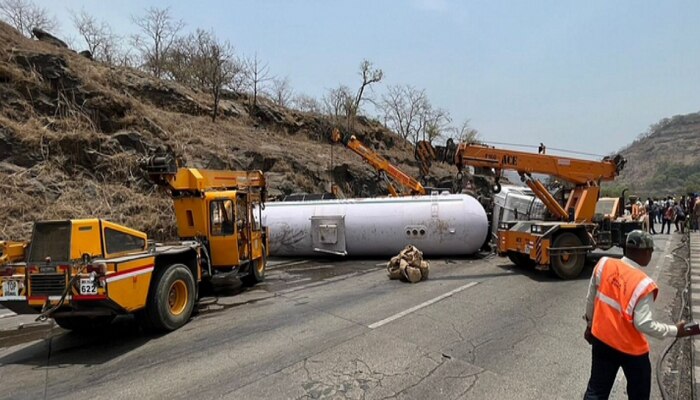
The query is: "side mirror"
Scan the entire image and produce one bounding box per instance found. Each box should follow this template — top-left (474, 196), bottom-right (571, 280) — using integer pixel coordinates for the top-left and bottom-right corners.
top-left (237, 220), bottom-right (244, 230)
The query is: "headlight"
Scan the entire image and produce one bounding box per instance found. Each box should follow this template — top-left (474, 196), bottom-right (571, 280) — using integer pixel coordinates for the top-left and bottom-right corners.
top-left (531, 225), bottom-right (545, 234)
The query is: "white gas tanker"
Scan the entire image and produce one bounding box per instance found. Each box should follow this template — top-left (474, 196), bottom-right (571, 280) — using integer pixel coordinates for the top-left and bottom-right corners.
top-left (260, 193), bottom-right (488, 257)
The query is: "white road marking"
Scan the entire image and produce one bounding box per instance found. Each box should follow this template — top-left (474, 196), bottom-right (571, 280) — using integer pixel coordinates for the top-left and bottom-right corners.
top-left (368, 281), bottom-right (479, 329)
top-left (284, 278), bottom-right (312, 285)
top-left (277, 267), bottom-right (384, 294)
top-left (652, 237), bottom-right (674, 282)
top-left (278, 273), bottom-right (361, 294)
top-left (286, 265), bottom-right (334, 273)
top-left (266, 260), bottom-right (310, 270)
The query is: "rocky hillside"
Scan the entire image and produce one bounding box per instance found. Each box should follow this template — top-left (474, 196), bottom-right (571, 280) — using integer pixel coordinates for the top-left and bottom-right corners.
top-left (0, 22), bottom-right (454, 241)
top-left (606, 112), bottom-right (700, 197)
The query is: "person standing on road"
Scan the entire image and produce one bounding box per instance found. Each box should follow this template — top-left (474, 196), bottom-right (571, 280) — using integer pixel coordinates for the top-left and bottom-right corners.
top-left (639, 205), bottom-right (650, 233)
top-left (583, 230), bottom-right (696, 400)
top-left (673, 201), bottom-right (686, 234)
top-left (661, 202), bottom-right (674, 235)
top-left (647, 198), bottom-right (657, 234)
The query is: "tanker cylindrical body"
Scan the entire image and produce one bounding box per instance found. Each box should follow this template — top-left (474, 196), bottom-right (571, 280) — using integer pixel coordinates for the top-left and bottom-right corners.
top-left (260, 194), bottom-right (488, 257)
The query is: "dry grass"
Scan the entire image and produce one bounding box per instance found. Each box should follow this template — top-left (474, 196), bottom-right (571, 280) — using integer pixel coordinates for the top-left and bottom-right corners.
top-left (0, 20), bottom-right (456, 242)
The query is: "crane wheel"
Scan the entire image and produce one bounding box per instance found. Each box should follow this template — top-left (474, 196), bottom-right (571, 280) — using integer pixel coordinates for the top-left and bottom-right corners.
top-left (144, 263), bottom-right (196, 332)
top-left (54, 316), bottom-right (114, 332)
top-left (242, 245), bottom-right (266, 287)
top-left (550, 232), bottom-right (585, 279)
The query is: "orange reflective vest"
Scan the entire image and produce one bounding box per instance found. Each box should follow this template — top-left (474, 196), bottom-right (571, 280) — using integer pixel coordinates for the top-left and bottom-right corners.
top-left (591, 257), bottom-right (658, 355)
top-left (631, 203), bottom-right (641, 220)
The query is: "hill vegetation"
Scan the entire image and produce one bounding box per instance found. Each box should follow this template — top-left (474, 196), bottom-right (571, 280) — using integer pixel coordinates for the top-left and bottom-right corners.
top-left (603, 112), bottom-right (700, 197)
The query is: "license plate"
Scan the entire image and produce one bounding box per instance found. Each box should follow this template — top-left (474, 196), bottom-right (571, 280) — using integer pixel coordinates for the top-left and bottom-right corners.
top-left (79, 279), bottom-right (98, 295)
top-left (2, 280), bottom-right (19, 297)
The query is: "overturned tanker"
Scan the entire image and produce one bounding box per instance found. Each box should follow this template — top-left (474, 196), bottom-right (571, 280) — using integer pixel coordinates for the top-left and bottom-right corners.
top-left (260, 193), bottom-right (488, 257)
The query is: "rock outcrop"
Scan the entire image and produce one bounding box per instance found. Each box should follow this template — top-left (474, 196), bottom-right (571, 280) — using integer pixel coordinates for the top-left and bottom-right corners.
top-left (31, 28), bottom-right (68, 48)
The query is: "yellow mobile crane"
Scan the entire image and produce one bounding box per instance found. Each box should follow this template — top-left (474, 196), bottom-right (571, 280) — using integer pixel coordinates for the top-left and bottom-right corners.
top-left (331, 128), bottom-right (427, 197)
top-left (0, 241), bottom-right (27, 266)
top-left (453, 143), bottom-right (638, 279)
top-left (0, 156), bottom-right (268, 331)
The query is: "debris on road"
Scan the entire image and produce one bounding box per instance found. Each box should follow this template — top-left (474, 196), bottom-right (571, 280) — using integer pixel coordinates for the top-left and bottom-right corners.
top-left (387, 245), bottom-right (430, 283)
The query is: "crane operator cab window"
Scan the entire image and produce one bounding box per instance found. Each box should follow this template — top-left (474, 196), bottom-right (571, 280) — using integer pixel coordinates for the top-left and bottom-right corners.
top-left (236, 197), bottom-right (248, 230)
top-left (105, 228), bottom-right (146, 255)
top-left (210, 199), bottom-right (235, 236)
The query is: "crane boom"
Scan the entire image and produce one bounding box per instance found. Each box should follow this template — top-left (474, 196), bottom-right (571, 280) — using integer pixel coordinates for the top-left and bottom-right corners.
top-left (331, 129), bottom-right (426, 196)
top-left (454, 143), bottom-right (626, 222)
top-left (142, 154), bottom-right (267, 200)
top-left (453, 143), bottom-right (624, 185)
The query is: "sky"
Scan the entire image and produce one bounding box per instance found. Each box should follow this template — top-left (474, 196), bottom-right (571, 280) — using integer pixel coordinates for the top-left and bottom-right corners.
top-left (42, 0), bottom-right (700, 157)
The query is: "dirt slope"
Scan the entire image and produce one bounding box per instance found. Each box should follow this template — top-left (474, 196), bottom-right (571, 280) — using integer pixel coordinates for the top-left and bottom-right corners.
top-left (607, 112), bottom-right (700, 197)
top-left (0, 22), bottom-right (453, 240)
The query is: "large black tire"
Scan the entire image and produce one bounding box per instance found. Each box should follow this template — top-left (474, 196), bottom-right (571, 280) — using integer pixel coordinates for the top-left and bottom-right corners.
top-left (507, 251), bottom-right (536, 268)
top-left (242, 245), bottom-right (266, 287)
top-left (550, 232), bottom-right (585, 279)
top-left (143, 263), bottom-right (196, 332)
top-left (54, 315), bottom-right (114, 332)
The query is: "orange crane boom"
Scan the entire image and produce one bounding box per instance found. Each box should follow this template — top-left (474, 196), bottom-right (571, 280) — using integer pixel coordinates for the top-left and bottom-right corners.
top-left (453, 143), bottom-right (625, 222)
top-left (454, 143), bottom-right (621, 185)
top-left (331, 129), bottom-right (426, 196)
top-left (142, 155), bottom-right (266, 196)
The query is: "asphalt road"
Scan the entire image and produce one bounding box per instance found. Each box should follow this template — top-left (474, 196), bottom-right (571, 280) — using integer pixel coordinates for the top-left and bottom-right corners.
top-left (0, 233), bottom-right (686, 400)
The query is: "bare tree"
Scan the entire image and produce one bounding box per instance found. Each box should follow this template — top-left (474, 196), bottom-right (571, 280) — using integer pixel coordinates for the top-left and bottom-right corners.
top-left (71, 9), bottom-right (122, 63)
top-left (420, 107), bottom-right (451, 144)
top-left (244, 53), bottom-right (272, 107)
top-left (450, 119), bottom-right (480, 143)
top-left (164, 29), bottom-right (240, 122)
top-left (379, 84), bottom-right (427, 142)
top-left (197, 31), bottom-right (239, 122)
top-left (270, 76), bottom-right (293, 107)
top-left (352, 59), bottom-right (383, 115)
top-left (0, 0), bottom-right (57, 37)
top-left (162, 29), bottom-right (204, 89)
top-left (163, 33), bottom-right (198, 86)
top-left (323, 85), bottom-right (354, 120)
top-left (293, 94), bottom-right (322, 114)
top-left (111, 45), bottom-right (137, 68)
top-left (131, 6), bottom-right (184, 78)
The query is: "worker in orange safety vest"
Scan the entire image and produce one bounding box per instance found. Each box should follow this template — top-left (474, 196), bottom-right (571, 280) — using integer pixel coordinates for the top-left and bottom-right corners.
top-left (583, 230), bottom-right (699, 399)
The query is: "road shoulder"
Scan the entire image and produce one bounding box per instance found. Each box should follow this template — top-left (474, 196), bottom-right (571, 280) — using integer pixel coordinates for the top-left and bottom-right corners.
top-left (690, 232), bottom-right (700, 399)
